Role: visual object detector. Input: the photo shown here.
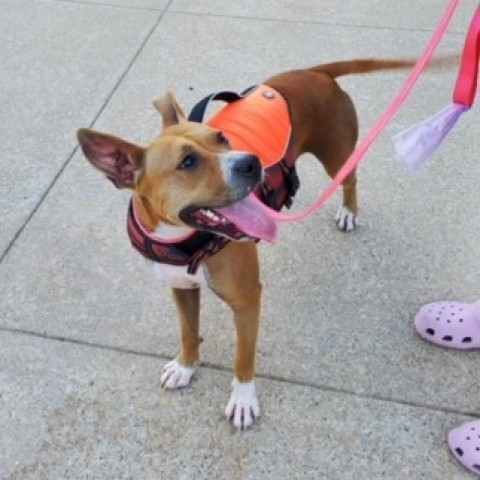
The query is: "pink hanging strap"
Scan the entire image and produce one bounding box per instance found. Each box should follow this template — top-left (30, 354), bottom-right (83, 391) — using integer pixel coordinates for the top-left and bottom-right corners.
top-left (251, 0), bottom-right (462, 223)
top-left (453, 4), bottom-right (480, 107)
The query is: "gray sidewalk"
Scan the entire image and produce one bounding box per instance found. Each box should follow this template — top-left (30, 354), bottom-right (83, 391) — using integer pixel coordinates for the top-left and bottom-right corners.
top-left (1, 0), bottom-right (479, 478)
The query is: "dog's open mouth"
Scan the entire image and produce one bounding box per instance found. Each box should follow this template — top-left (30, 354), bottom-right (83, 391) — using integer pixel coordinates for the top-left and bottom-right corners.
top-left (181, 194), bottom-right (278, 243)
top-left (184, 206), bottom-right (253, 241)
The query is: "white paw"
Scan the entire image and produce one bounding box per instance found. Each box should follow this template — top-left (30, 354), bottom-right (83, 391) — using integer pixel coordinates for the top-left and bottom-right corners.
top-left (335, 205), bottom-right (357, 232)
top-left (225, 377), bottom-right (260, 429)
top-left (160, 359), bottom-right (196, 389)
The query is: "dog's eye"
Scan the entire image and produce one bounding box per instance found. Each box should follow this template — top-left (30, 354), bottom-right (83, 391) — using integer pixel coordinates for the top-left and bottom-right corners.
top-left (217, 132), bottom-right (229, 145)
top-left (178, 154), bottom-right (199, 170)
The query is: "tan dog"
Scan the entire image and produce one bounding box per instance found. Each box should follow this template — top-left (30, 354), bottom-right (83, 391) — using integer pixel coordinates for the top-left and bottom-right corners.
top-left (77, 58), bottom-right (415, 429)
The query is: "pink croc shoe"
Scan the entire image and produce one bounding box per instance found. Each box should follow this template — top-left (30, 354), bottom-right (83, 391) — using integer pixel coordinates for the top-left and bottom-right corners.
top-left (448, 419), bottom-right (480, 476)
top-left (414, 300), bottom-right (480, 349)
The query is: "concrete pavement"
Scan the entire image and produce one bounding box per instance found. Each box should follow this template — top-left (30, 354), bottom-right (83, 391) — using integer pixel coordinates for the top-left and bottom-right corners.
top-left (1, 0), bottom-right (479, 478)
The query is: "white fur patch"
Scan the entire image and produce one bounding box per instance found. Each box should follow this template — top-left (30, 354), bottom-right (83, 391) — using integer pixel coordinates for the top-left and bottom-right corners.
top-left (335, 205), bottom-right (357, 232)
top-left (155, 222), bottom-right (194, 240)
top-left (153, 262), bottom-right (208, 289)
top-left (220, 152), bottom-right (236, 186)
top-left (160, 359), bottom-right (197, 389)
top-left (225, 377), bottom-right (260, 429)
top-left (152, 222), bottom-right (208, 288)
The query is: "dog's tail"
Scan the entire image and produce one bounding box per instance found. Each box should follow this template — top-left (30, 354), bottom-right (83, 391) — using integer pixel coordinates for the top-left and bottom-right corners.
top-left (309, 55), bottom-right (459, 78)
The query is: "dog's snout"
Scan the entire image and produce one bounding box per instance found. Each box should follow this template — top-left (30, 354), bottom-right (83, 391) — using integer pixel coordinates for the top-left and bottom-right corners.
top-left (222, 152), bottom-right (262, 196)
top-left (233, 154), bottom-right (261, 178)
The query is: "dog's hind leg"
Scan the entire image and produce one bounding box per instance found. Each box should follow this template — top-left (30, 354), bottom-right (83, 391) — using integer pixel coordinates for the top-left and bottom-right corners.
top-left (313, 142), bottom-right (359, 232)
top-left (160, 288), bottom-right (201, 389)
top-left (334, 168), bottom-right (358, 232)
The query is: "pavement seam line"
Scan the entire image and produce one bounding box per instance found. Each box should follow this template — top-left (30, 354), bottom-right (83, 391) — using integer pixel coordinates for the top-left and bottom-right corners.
top-left (166, 9), bottom-right (468, 35)
top-left (1, 325), bottom-right (478, 419)
top-left (0, 0), bottom-right (174, 267)
top-left (51, 0), bottom-right (165, 12)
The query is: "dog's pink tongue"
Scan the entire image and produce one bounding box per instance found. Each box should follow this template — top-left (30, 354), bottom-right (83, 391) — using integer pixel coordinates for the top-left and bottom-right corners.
top-left (217, 193), bottom-right (278, 243)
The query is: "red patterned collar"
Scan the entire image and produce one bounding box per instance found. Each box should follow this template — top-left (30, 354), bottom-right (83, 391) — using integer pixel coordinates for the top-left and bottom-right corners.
top-left (126, 199), bottom-right (229, 274)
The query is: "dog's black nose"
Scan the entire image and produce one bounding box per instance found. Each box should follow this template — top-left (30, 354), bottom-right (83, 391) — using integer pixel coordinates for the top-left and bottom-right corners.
top-left (233, 154), bottom-right (261, 178)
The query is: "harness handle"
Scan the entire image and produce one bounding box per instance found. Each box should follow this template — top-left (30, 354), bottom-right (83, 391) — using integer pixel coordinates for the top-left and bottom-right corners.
top-left (188, 87), bottom-right (256, 123)
top-left (453, 4), bottom-right (480, 106)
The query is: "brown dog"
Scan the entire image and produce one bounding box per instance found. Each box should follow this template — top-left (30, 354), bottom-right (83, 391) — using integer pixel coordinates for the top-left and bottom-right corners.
top-left (77, 58), bottom-right (415, 429)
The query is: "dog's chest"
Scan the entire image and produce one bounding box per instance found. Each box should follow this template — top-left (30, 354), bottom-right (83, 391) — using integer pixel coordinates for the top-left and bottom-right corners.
top-left (151, 223), bottom-right (209, 289)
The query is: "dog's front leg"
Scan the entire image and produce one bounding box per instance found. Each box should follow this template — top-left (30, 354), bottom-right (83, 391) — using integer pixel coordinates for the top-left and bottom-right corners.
top-left (161, 287), bottom-right (201, 389)
top-left (207, 242), bottom-right (262, 429)
top-left (225, 292), bottom-right (261, 429)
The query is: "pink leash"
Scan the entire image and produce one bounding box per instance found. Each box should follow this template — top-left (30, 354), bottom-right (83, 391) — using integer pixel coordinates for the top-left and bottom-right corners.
top-left (251, 0), bottom-right (462, 223)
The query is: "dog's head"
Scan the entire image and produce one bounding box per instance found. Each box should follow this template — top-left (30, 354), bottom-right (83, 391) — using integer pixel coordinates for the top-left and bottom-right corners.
top-left (77, 91), bottom-right (272, 241)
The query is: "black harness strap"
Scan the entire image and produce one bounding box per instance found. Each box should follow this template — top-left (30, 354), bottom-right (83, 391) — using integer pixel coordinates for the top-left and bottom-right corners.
top-left (188, 86), bottom-right (256, 123)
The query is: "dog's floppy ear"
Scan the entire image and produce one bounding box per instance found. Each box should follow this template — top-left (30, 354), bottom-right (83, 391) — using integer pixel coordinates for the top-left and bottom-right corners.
top-left (77, 128), bottom-right (145, 189)
top-left (153, 91), bottom-right (186, 128)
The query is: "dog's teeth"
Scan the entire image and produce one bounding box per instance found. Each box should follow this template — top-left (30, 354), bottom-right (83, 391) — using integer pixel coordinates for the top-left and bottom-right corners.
top-left (198, 208), bottom-right (222, 223)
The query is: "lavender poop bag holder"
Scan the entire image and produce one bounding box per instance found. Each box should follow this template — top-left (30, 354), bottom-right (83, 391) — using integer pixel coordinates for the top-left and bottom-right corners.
top-left (393, 4), bottom-right (480, 171)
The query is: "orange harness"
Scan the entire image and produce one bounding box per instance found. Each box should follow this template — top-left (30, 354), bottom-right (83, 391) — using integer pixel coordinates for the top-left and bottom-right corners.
top-left (189, 85), bottom-right (300, 211)
top-left (207, 85), bottom-right (291, 168)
